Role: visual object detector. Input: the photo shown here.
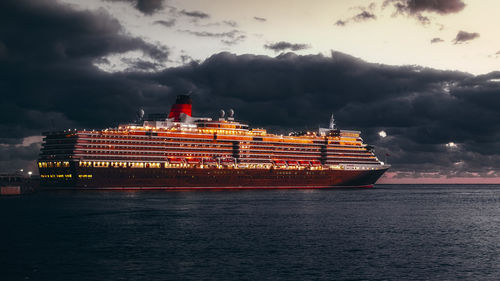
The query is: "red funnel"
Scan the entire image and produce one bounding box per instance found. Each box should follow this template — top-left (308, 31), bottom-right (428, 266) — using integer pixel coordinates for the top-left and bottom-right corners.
top-left (168, 95), bottom-right (192, 121)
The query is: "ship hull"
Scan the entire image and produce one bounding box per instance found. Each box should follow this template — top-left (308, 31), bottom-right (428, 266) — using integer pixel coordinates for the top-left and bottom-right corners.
top-left (38, 166), bottom-right (388, 190)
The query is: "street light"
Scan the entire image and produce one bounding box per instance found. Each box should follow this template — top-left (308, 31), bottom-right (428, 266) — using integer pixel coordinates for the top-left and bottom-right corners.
top-left (378, 131), bottom-right (389, 164)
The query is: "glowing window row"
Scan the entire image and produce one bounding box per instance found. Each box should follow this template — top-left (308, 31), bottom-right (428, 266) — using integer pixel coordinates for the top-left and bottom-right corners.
top-left (40, 174), bottom-right (72, 178)
top-left (38, 161), bottom-right (70, 168)
top-left (79, 161), bottom-right (168, 168)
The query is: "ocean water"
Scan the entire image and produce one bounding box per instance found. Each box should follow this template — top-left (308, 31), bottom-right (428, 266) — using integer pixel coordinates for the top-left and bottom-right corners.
top-left (1, 185), bottom-right (500, 281)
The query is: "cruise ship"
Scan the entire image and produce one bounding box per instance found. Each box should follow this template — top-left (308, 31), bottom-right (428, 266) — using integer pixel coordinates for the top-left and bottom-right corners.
top-left (37, 95), bottom-right (389, 189)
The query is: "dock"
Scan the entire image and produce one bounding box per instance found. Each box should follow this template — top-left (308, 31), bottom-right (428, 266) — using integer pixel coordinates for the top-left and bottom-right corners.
top-left (0, 174), bottom-right (37, 195)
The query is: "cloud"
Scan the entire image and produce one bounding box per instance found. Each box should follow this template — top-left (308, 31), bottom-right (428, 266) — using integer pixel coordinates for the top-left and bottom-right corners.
top-left (416, 14), bottom-right (430, 24)
top-left (0, 136), bottom-right (42, 173)
top-left (430, 37), bottom-right (444, 43)
top-left (264, 41), bottom-right (311, 52)
top-left (0, 0), bottom-right (169, 63)
top-left (121, 57), bottom-right (161, 72)
top-left (254, 16), bottom-right (267, 22)
top-left (335, 4), bottom-right (377, 26)
top-left (383, 0), bottom-right (465, 24)
top-left (453, 31), bottom-right (480, 44)
top-left (139, 52), bottom-right (500, 176)
top-left (178, 29), bottom-right (246, 45)
top-left (180, 9), bottom-right (210, 19)
top-left (154, 19), bottom-right (175, 27)
top-left (353, 11), bottom-right (377, 21)
top-left (3, 0), bottom-right (500, 177)
top-left (223, 20), bottom-right (238, 27)
top-left (384, 0), bottom-right (465, 15)
top-left (195, 20), bottom-right (239, 28)
top-left (107, 0), bottom-right (164, 15)
top-left (135, 0), bottom-right (163, 14)
top-left (179, 53), bottom-right (198, 65)
top-left (334, 20), bottom-right (346, 26)
top-left (0, 0), bottom-right (168, 142)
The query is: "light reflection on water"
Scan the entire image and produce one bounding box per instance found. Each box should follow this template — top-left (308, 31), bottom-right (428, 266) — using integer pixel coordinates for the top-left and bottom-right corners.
top-left (1, 184), bottom-right (500, 280)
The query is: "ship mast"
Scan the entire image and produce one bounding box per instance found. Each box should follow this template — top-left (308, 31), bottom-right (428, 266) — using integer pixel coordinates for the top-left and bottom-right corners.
top-left (329, 113), bottom-right (336, 130)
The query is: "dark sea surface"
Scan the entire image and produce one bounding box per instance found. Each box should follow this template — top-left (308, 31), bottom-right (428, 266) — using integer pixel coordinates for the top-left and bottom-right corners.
top-left (1, 185), bottom-right (500, 281)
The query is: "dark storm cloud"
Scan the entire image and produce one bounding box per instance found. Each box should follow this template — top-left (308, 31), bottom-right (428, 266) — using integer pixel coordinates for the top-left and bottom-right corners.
top-left (121, 58), bottom-right (161, 72)
top-left (430, 37), bottom-right (444, 43)
top-left (3, 0), bottom-right (500, 177)
top-left (136, 51), bottom-right (500, 175)
top-left (264, 42), bottom-right (311, 52)
top-left (0, 138), bottom-right (43, 173)
top-left (0, 0), bottom-right (168, 63)
top-left (154, 19), bottom-right (176, 27)
top-left (180, 9), bottom-right (210, 19)
top-left (178, 29), bottom-right (246, 45)
top-left (453, 31), bottom-right (480, 44)
top-left (107, 0), bottom-right (164, 15)
top-left (254, 16), bottom-right (267, 22)
top-left (180, 53), bottom-right (198, 65)
top-left (0, 0), bottom-right (168, 171)
top-left (135, 0), bottom-right (163, 14)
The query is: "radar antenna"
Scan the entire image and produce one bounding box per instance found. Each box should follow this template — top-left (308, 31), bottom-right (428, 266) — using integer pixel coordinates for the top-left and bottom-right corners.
top-left (137, 108), bottom-right (145, 121)
top-left (227, 109), bottom-right (235, 121)
top-left (219, 109), bottom-right (226, 121)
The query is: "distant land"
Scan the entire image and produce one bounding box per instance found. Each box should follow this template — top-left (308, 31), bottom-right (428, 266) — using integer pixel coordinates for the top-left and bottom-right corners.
top-left (379, 173), bottom-right (500, 184)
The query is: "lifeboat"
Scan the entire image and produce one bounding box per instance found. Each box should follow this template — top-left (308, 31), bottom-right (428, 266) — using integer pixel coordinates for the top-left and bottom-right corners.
top-left (273, 160), bottom-right (287, 166)
top-left (168, 157), bottom-right (184, 164)
top-left (202, 158), bottom-right (217, 166)
top-left (221, 158), bottom-right (235, 166)
top-left (311, 160), bottom-right (321, 166)
top-left (186, 158), bottom-right (201, 165)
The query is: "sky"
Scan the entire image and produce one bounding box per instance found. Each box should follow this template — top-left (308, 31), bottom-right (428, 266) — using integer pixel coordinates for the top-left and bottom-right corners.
top-left (1, 0), bottom-right (500, 183)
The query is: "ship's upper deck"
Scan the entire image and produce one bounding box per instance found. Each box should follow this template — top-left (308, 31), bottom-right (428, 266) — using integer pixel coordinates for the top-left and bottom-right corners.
top-left (39, 95), bottom-right (384, 170)
top-left (114, 109), bottom-right (362, 142)
top-left (113, 121), bottom-right (362, 144)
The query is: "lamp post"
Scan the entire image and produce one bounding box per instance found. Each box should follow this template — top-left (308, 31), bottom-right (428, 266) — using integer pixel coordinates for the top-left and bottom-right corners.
top-left (378, 130), bottom-right (388, 165)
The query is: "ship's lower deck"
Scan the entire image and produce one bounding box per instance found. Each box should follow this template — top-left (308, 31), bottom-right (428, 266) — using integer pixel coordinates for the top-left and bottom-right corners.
top-left (39, 166), bottom-right (389, 189)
